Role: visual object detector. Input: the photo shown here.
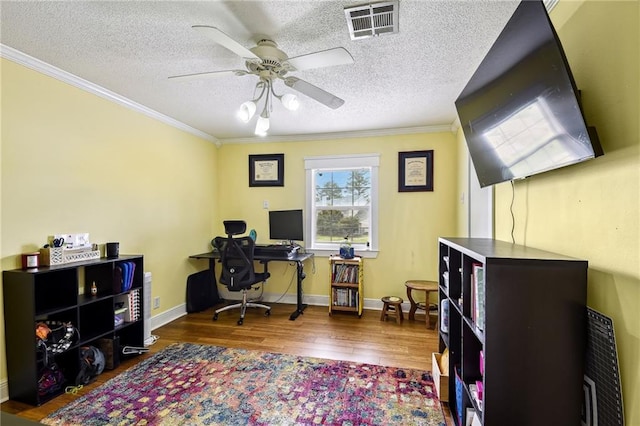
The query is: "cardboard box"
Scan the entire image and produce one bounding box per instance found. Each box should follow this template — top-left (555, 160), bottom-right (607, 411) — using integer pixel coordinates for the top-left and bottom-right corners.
top-left (432, 352), bottom-right (449, 402)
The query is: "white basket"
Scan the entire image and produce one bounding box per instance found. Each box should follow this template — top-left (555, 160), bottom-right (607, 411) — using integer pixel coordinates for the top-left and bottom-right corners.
top-left (40, 247), bottom-right (100, 266)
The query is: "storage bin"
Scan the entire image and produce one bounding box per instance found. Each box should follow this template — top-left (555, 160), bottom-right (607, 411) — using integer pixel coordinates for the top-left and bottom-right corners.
top-left (40, 247), bottom-right (100, 266)
top-left (432, 352), bottom-right (449, 402)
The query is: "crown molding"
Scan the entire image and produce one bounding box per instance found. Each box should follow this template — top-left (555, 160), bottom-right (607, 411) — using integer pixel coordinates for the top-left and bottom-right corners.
top-left (1, 44), bottom-right (219, 146)
top-left (219, 124), bottom-right (456, 145)
top-left (450, 116), bottom-right (461, 132)
top-left (2, 44), bottom-right (457, 147)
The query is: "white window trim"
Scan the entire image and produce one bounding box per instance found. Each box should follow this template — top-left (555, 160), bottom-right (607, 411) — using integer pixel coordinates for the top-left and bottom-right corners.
top-left (305, 154), bottom-right (379, 258)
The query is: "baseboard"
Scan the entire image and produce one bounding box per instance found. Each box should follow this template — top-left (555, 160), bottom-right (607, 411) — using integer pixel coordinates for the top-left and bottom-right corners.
top-left (229, 291), bottom-right (409, 312)
top-left (149, 303), bottom-right (187, 335)
top-left (0, 294), bottom-right (410, 403)
top-left (0, 378), bottom-right (8, 403)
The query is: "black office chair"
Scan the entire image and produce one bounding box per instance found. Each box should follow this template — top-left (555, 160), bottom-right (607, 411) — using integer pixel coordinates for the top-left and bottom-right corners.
top-left (212, 220), bottom-right (271, 325)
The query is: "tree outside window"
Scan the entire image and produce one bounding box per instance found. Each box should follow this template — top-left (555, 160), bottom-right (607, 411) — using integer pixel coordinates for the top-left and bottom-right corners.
top-left (313, 168), bottom-right (370, 245)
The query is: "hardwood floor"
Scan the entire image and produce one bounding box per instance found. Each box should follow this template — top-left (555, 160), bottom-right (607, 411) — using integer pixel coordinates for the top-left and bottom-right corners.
top-left (1, 303), bottom-right (453, 424)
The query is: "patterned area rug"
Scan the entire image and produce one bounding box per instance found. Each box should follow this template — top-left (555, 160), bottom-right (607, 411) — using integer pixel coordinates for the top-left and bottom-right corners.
top-left (42, 342), bottom-right (445, 425)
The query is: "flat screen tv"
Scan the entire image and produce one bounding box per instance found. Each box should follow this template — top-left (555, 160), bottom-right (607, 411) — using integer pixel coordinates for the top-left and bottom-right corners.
top-left (269, 209), bottom-right (304, 244)
top-left (455, 0), bottom-right (603, 188)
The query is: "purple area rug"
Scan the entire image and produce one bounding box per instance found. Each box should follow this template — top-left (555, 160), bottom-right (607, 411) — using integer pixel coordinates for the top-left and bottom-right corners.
top-left (42, 342), bottom-right (445, 425)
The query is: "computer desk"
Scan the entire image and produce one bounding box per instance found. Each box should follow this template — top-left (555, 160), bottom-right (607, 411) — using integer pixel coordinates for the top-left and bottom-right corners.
top-left (189, 250), bottom-right (314, 320)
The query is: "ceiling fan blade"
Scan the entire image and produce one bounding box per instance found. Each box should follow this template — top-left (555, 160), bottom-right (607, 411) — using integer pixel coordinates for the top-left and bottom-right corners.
top-left (192, 25), bottom-right (260, 60)
top-left (285, 47), bottom-right (354, 71)
top-left (284, 77), bottom-right (345, 109)
top-left (168, 70), bottom-right (247, 81)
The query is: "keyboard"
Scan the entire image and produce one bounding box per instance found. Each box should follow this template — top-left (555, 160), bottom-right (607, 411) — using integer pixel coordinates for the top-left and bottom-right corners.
top-left (254, 244), bottom-right (298, 258)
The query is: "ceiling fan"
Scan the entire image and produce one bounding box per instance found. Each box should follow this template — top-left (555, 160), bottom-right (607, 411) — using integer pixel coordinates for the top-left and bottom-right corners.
top-left (169, 26), bottom-right (355, 136)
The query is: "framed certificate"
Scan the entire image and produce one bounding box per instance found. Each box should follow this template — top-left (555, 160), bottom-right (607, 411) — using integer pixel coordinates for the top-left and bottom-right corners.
top-left (249, 153), bottom-right (284, 187)
top-left (398, 150), bottom-right (434, 192)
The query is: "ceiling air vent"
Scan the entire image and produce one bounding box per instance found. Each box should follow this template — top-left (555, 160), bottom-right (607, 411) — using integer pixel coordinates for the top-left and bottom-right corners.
top-left (344, 1), bottom-right (399, 41)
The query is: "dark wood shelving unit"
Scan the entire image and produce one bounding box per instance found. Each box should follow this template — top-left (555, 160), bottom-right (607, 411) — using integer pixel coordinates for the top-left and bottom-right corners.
top-left (2, 255), bottom-right (144, 406)
top-left (438, 238), bottom-right (587, 426)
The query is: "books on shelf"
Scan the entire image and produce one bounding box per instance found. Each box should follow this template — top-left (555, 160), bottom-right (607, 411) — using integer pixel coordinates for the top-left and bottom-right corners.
top-left (476, 380), bottom-right (483, 400)
top-left (471, 263), bottom-right (485, 330)
top-left (442, 270), bottom-right (449, 292)
top-left (465, 408), bottom-right (475, 426)
top-left (441, 255), bottom-right (450, 293)
top-left (332, 287), bottom-right (359, 308)
top-left (331, 263), bottom-right (359, 283)
top-left (471, 412), bottom-right (482, 426)
top-left (469, 382), bottom-right (483, 411)
top-left (440, 299), bottom-right (449, 333)
top-left (114, 261), bottom-right (136, 293)
top-left (114, 288), bottom-right (141, 322)
top-left (455, 368), bottom-right (464, 425)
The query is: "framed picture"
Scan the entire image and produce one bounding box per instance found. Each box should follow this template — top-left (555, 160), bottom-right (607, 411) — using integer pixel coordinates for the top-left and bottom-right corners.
top-left (249, 153), bottom-right (284, 187)
top-left (398, 150), bottom-right (434, 192)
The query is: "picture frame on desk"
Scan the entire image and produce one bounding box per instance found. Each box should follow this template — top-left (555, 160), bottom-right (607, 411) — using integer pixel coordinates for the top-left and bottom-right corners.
top-left (249, 153), bottom-right (284, 187)
top-left (398, 150), bottom-right (434, 192)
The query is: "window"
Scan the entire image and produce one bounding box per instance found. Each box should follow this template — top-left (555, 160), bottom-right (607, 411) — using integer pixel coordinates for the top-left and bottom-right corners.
top-left (305, 154), bottom-right (379, 256)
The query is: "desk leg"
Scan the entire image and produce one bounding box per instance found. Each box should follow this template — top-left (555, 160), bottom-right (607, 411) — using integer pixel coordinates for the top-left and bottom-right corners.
top-left (209, 259), bottom-right (216, 277)
top-left (289, 261), bottom-right (308, 320)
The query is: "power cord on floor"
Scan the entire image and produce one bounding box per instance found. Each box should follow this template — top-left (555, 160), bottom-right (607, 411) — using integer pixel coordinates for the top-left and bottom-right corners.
top-left (122, 346), bottom-right (149, 355)
top-left (144, 334), bottom-right (159, 346)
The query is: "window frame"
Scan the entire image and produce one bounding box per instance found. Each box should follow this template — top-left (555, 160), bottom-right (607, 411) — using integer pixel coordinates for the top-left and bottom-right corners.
top-left (305, 154), bottom-right (379, 258)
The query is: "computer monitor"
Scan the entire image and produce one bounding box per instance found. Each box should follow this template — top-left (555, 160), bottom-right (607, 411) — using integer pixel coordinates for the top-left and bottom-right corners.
top-left (269, 209), bottom-right (304, 245)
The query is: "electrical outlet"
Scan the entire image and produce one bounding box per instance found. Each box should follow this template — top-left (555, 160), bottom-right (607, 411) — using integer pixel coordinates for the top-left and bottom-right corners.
top-left (263, 200), bottom-right (269, 209)
top-left (153, 297), bottom-right (160, 310)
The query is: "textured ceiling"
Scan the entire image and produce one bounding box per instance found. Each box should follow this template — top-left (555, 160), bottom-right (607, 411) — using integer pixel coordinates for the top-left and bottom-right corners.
top-left (0, 0), bottom-right (522, 143)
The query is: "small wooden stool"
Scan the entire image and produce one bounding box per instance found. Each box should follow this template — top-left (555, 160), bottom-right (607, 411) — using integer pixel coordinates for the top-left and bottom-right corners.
top-left (380, 296), bottom-right (404, 324)
top-left (405, 280), bottom-right (439, 329)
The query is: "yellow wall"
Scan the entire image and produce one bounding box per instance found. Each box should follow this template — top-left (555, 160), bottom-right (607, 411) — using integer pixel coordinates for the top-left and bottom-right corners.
top-left (1, 58), bottom-right (219, 381)
top-left (455, 128), bottom-right (470, 236)
top-left (492, 2), bottom-right (639, 423)
top-left (216, 133), bottom-right (459, 300)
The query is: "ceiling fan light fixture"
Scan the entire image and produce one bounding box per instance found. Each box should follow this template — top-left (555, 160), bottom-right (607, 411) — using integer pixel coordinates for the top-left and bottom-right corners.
top-left (255, 114), bottom-right (270, 136)
top-left (281, 93), bottom-right (299, 111)
top-left (238, 101), bottom-right (257, 123)
top-left (172, 25), bottom-right (353, 137)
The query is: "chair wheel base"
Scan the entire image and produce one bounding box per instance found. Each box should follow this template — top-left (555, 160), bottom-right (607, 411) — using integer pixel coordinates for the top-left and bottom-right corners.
top-left (213, 313), bottom-right (219, 321)
top-left (265, 310), bottom-right (271, 317)
top-left (237, 319), bottom-right (244, 325)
